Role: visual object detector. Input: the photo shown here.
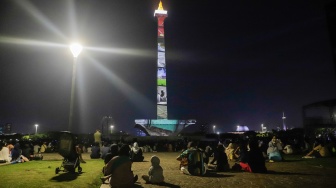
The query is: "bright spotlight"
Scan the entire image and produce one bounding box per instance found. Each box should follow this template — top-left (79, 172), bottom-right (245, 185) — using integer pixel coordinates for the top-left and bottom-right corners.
top-left (70, 43), bottom-right (83, 57)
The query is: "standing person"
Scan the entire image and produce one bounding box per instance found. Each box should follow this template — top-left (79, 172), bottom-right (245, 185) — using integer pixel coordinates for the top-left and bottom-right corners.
top-left (103, 144), bottom-right (138, 187)
top-left (142, 155), bottom-right (164, 184)
top-left (176, 141), bottom-right (206, 176)
top-left (94, 129), bottom-right (102, 147)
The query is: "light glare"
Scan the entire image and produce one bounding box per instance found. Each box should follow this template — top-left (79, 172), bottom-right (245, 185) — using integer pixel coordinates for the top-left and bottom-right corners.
top-left (70, 43), bottom-right (83, 57)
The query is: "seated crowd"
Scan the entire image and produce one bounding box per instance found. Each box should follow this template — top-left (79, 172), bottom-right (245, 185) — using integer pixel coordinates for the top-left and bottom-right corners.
top-left (1, 133), bottom-right (335, 187)
top-left (0, 141), bottom-right (51, 164)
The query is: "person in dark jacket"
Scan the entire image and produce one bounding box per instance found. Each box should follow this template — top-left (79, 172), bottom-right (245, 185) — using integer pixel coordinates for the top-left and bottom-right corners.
top-left (246, 139), bottom-right (267, 173)
top-left (130, 142), bottom-right (144, 162)
top-left (215, 143), bottom-right (230, 172)
top-left (90, 142), bottom-right (101, 159)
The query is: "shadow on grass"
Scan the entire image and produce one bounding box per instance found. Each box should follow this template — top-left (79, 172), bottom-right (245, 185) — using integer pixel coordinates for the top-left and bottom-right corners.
top-left (50, 172), bottom-right (83, 182)
top-left (203, 172), bottom-right (234, 178)
top-left (267, 170), bottom-right (314, 176)
top-left (281, 159), bottom-right (303, 162)
top-left (139, 182), bottom-right (180, 188)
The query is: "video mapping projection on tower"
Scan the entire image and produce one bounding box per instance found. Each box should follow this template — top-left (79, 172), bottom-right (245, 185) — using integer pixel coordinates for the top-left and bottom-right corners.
top-left (155, 1), bottom-right (168, 119)
top-left (134, 1), bottom-right (196, 136)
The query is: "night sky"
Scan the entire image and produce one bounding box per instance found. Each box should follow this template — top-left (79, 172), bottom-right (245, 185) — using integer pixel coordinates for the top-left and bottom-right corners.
top-left (0, 0), bottom-right (335, 135)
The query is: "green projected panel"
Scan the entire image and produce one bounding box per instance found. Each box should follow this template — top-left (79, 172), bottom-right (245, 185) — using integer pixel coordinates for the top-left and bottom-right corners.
top-left (151, 119), bottom-right (178, 132)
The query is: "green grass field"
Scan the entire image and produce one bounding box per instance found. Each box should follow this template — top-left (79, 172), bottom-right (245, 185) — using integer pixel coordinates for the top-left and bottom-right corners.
top-left (1, 153), bottom-right (336, 188)
top-left (0, 160), bottom-right (103, 188)
top-left (157, 79), bottom-right (166, 86)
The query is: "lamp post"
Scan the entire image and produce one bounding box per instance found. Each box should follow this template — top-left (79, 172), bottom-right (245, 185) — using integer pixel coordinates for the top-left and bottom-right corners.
top-left (213, 125), bottom-right (216, 134)
top-left (68, 43), bottom-right (82, 131)
top-left (35, 124), bottom-right (38, 134)
top-left (110, 125), bottom-right (114, 134)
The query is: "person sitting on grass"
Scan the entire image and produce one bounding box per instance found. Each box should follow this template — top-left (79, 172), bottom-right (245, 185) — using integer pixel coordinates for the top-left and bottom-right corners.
top-left (283, 144), bottom-right (293, 155)
top-left (176, 141), bottom-right (206, 176)
top-left (0, 142), bottom-right (11, 163)
top-left (244, 139), bottom-right (268, 173)
top-left (103, 144), bottom-right (138, 187)
top-left (100, 141), bottom-right (110, 160)
top-left (142, 155), bottom-right (164, 184)
top-left (267, 136), bottom-right (283, 162)
top-left (303, 140), bottom-right (331, 158)
top-left (90, 142), bottom-right (100, 159)
top-left (130, 142), bottom-right (144, 162)
top-left (10, 143), bottom-right (29, 164)
top-left (225, 143), bottom-right (237, 161)
top-left (232, 140), bottom-right (249, 171)
top-left (214, 143), bottom-right (230, 172)
top-left (101, 144), bottom-right (119, 184)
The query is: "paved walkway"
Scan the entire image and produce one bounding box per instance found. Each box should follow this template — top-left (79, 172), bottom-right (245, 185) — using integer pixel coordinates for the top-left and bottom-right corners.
top-left (42, 152), bottom-right (336, 188)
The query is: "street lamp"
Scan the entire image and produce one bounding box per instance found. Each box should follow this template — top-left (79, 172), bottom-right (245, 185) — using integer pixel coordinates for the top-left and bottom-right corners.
top-left (110, 125), bottom-right (114, 134)
top-left (68, 43), bottom-right (82, 131)
top-left (213, 125), bottom-right (216, 134)
top-left (35, 124), bottom-right (38, 134)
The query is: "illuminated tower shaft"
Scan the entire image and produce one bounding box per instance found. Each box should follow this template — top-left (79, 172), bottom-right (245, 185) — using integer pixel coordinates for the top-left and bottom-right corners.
top-left (154, 1), bottom-right (168, 119)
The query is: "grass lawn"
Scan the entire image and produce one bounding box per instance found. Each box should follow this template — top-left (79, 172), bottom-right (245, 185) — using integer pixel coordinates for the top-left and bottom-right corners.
top-left (283, 154), bottom-right (336, 169)
top-left (0, 159), bottom-right (103, 188)
top-left (1, 153), bottom-right (336, 188)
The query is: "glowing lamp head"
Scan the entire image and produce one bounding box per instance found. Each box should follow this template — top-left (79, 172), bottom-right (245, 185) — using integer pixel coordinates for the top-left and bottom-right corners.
top-left (70, 43), bottom-right (83, 58)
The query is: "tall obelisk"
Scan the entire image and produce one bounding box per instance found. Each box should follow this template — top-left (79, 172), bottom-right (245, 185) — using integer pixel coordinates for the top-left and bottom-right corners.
top-left (154, 1), bottom-right (168, 119)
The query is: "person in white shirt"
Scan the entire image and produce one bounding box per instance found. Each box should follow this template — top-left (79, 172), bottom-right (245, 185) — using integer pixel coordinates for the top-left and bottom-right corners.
top-left (0, 142), bottom-right (11, 163)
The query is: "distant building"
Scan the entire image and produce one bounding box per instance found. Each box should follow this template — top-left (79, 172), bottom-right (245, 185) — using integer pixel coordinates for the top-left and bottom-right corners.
top-left (236, 125), bottom-right (249, 132)
top-left (1, 123), bottom-right (12, 134)
top-left (302, 98), bottom-right (336, 136)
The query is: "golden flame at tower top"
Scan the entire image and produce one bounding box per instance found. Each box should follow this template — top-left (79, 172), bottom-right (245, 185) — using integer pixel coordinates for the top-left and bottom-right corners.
top-left (158, 1), bottom-right (164, 10)
top-left (154, 0), bottom-right (167, 16)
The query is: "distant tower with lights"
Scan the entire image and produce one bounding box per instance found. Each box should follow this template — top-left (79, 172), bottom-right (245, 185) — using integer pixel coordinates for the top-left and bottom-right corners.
top-left (154, 1), bottom-right (168, 119)
top-left (282, 112), bottom-right (287, 130)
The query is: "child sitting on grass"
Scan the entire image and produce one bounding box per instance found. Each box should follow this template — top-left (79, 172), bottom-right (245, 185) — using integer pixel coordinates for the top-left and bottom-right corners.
top-left (142, 155), bottom-right (164, 184)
